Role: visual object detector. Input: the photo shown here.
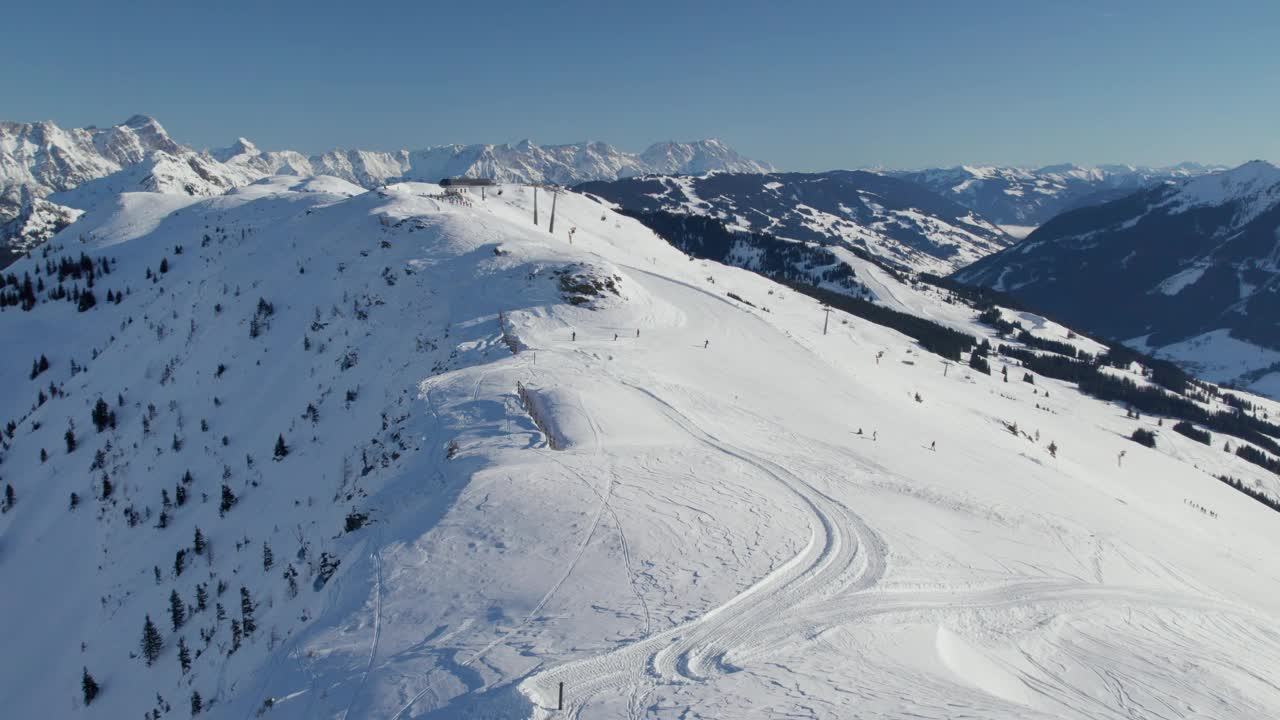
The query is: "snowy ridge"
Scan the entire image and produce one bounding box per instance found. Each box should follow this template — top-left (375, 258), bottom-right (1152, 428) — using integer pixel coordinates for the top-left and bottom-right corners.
top-left (2, 176), bottom-right (1280, 718)
top-left (955, 160), bottom-right (1280, 397)
top-left (891, 162), bottom-right (1224, 226)
top-left (0, 115), bottom-right (771, 267)
top-left (577, 171), bottom-right (1013, 274)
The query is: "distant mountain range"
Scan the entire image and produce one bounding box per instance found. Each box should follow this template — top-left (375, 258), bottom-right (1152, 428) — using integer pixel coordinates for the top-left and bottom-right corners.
top-left (954, 160), bottom-right (1280, 395)
top-left (889, 163), bottom-right (1224, 227)
top-left (576, 171), bottom-right (1013, 274)
top-left (0, 115), bottom-right (772, 265)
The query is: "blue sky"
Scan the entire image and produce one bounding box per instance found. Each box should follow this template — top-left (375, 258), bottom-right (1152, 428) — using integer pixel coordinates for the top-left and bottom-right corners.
top-left (7, 0), bottom-right (1277, 170)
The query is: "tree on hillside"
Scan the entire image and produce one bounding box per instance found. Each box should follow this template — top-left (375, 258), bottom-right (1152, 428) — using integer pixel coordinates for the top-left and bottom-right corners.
top-left (969, 351), bottom-right (991, 375)
top-left (273, 435), bottom-right (289, 460)
top-left (1130, 428), bottom-right (1157, 448)
top-left (81, 668), bottom-right (100, 706)
top-left (219, 485), bottom-right (237, 516)
top-left (169, 590), bottom-right (186, 630)
top-left (240, 587), bottom-right (256, 635)
top-left (140, 615), bottom-right (163, 665)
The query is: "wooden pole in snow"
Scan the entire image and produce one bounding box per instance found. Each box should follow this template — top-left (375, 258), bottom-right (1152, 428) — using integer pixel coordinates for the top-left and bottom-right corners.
top-left (549, 189), bottom-right (558, 234)
top-left (558, 682), bottom-right (564, 710)
top-left (533, 186), bottom-right (539, 225)
top-left (822, 307), bottom-right (832, 335)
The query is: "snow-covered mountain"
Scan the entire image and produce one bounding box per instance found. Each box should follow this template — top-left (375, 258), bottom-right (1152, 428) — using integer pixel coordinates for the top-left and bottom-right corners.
top-left (890, 162), bottom-right (1223, 227)
top-left (954, 160), bottom-right (1280, 396)
top-left (0, 116), bottom-right (186, 256)
top-left (3, 174), bottom-right (1280, 719)
top-left (291, 137), bottom-right (772, 188)
top-left (576, 171), bottom-right (1014, 274)
top-left (0, 116), bottom-right (771, 267)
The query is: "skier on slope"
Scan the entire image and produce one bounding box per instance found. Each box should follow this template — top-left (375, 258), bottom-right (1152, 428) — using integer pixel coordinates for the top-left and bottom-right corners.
top-left (704, 339), bottom-right (709, 349)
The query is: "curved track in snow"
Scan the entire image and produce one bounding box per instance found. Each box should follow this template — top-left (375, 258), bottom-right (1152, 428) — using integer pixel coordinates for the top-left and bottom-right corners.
top-left (519, 382), bottom-right (888, 718)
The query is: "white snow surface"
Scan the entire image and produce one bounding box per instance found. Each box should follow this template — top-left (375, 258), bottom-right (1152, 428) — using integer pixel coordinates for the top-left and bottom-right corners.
top-left (1, 180), bottom-right (1279, 720)
top-left (997, 224), bottom-right (1037, 240)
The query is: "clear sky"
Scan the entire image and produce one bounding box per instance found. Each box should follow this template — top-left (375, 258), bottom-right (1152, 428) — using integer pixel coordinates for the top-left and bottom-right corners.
top-left (7, 0), bottom-right (1277, 171)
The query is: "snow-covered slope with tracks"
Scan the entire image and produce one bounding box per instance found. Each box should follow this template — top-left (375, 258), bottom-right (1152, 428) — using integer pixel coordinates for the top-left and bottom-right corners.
top-left (1, 178), bottom-right (1279, 720)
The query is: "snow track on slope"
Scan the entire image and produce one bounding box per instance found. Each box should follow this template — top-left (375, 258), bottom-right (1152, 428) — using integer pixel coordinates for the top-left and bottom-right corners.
top-left (519, 382), bottom-right (888, 718)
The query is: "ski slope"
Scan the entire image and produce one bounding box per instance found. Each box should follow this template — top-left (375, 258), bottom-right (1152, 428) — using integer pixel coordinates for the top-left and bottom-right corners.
top-left (1, 178), bottom-right (1279, 719)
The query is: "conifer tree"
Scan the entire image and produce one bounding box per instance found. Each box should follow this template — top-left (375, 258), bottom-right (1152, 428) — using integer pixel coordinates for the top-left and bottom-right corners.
top-left (65, 428), bottom-right (77, 453)
top-left (91, 397), bottom-right (114, 432)
top-left (262, 542), bottom-right (274, 571)
top-left (81, 667), bottom-right (100, 706)
top-left (178, 637), bottom-right (191, 675)
top-left (170, 590), bottom-right (187, 630)
top-left (229, 619), bottom-right (242, 654)
top-left (196, 583), bottom-right (208, 613)
top-left (968, 351), bottom-right (991, 375)
top-left (191, 690), bottom-right (202, 716)
top-left (284, 564), bottom-right (299, 598)
top-left (193, 527), bottom-right (206, 555)
top-left (273, 435), bottom-right (289, 460)
top-left (141, 615), bottom-right (163, 665)
top-left (219, 485), bottom-right (237, 515)
top-left (240, 586), bottom-right (256, 634)
top-left (3, 483), bottom-right (13, 510)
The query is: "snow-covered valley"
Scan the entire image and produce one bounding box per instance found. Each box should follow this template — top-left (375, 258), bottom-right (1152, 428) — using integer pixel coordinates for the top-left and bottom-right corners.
top-left (2, 178), bottom-right (1280, 720)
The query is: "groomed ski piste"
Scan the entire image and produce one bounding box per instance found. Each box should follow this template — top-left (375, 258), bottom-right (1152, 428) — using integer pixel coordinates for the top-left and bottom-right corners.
top-left (1, 177), bottom-right (1279, 719)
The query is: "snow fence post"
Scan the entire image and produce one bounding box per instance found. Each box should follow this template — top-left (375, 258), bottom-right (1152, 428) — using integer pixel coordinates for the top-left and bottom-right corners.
top-left (558, 682), bottom-right (564, 710)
